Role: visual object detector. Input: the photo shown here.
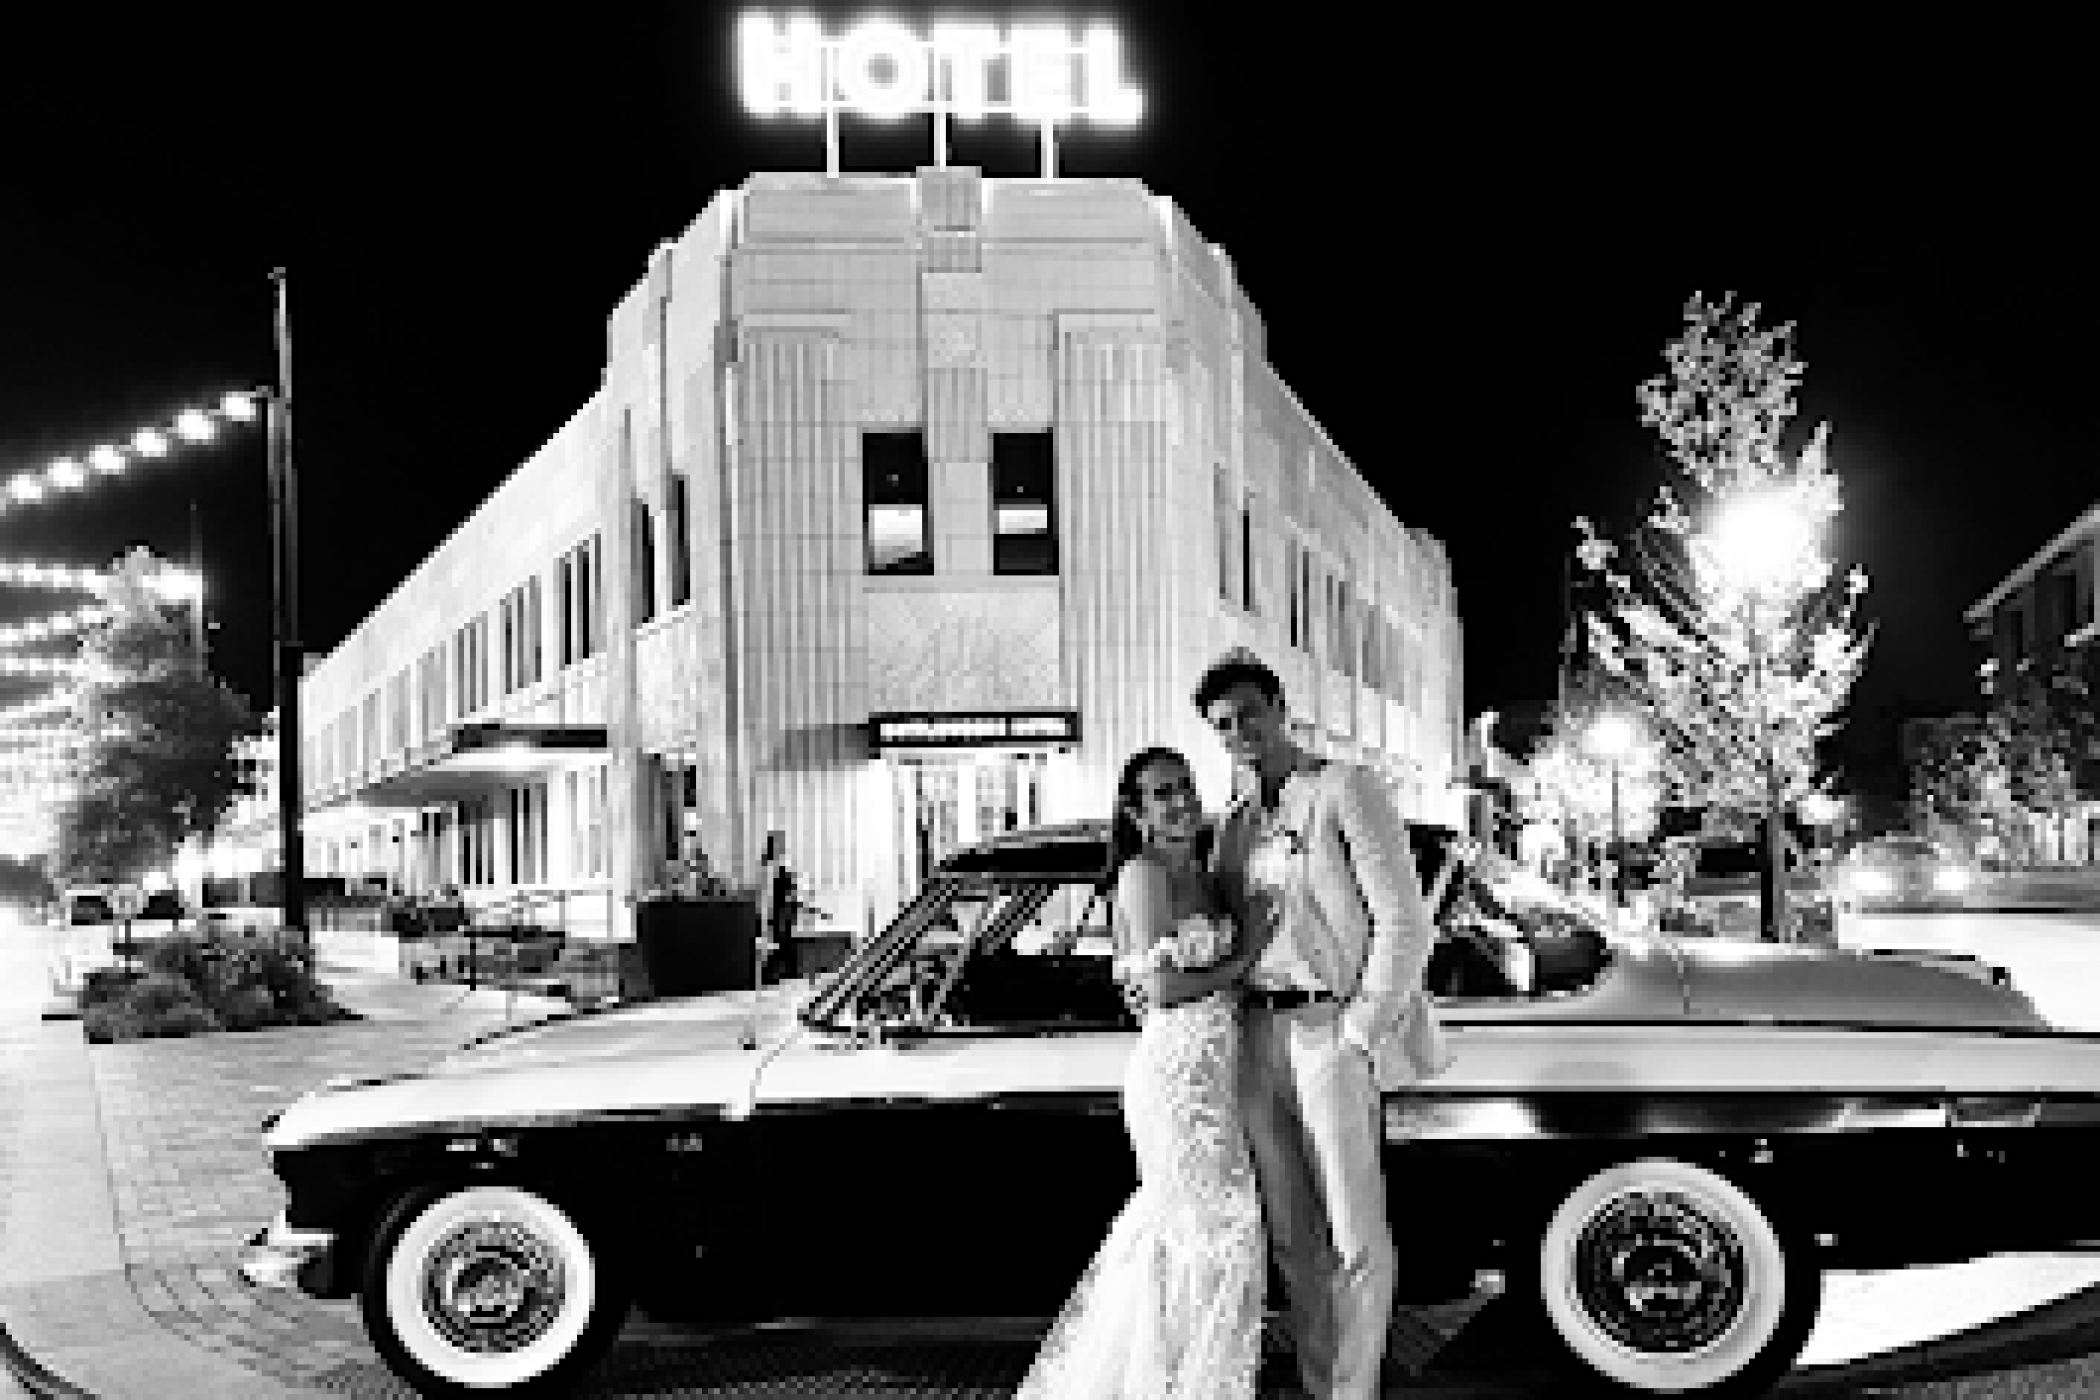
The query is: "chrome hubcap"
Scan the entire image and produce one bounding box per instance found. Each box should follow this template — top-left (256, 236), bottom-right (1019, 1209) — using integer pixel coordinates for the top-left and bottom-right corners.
top-left (1574, 1190), bottom-right (1745, 1353)
top-left (421, 1214), bottom-right (567, 1354)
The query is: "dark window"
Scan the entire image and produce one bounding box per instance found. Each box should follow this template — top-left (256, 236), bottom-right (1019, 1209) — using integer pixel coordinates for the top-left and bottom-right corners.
top-left (555, 555), bottom-right (575, 666)
top-left (634, 500), bottom-right (658, 624)
top-left (865, 432), bottom-right (932, 574)
top-left (1240, 499), bottom-right (1256, 612)
top-left (667, 473), bottom-right (692, 607)
top-left (1216, 469), bottom-right (1233, 602)
top-left (992, 432), bottom-right (1057, 575)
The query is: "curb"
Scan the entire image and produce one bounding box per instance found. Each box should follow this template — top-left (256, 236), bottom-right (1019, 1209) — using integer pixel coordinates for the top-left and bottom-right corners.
top-left (0, 1318), bottom-right (97, 1400)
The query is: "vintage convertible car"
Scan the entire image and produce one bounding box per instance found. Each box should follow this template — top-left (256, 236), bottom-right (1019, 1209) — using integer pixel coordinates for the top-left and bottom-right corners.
top-left (243, 821), bottom-right (2100, 1398)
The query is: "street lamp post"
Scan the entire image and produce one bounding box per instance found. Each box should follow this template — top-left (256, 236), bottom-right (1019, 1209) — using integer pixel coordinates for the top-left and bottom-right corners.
top-left (266, 269), bottom-right (307, 957)
top-left (1586, 713), bottom-right (1638, 932)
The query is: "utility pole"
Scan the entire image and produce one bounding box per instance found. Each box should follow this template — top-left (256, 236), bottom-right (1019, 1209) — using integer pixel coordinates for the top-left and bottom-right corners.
top-left (187, 499), bottom-right (207, 667)
top-left (267, 269), bottom-right (307, 956)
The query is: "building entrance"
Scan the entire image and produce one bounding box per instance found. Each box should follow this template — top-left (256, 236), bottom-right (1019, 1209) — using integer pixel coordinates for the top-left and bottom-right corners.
top-left (891, 753), bottom-right (1048, 891)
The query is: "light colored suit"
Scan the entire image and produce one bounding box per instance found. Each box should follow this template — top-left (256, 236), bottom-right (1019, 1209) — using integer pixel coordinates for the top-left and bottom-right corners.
top-left (1213, 759), bottom-right (1452, 1399)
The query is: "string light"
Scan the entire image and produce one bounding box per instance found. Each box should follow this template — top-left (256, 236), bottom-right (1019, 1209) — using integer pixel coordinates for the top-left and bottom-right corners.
top-left (0, 655), bottom-right (104, 679)
top-left (0, 689), bottom-right (76, 726)
top-left (0, 603), bottom-right (115, 649)
top-left (0, 388), bottom-right (263, 517)
top-left (0, 560), bottom-right (107, 593)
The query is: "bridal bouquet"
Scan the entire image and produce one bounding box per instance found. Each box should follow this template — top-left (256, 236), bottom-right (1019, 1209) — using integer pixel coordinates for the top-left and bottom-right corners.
top-left (1168, 916), bottom-right (1232, 972)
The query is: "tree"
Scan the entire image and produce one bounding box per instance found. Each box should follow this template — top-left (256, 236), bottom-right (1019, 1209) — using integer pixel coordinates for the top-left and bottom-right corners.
top-left (52, 606), bottom-right (262, 887)
top-left (1572, 293), bottom-right (1872, 833)
top-left (1993, 649), bottom-right (2097, 861)
top-left (1906, 715), bottom-right (2015, 857)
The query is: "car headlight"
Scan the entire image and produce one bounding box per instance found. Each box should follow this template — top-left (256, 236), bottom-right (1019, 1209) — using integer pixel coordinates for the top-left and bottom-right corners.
top-left (1932, 866), bottom-right (1972, 893)
top-left (1849, 867), bottom-right (1893, 896)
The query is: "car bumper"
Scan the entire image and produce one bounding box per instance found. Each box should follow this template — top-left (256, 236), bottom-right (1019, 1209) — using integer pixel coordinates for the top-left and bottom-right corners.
top-left (238, 1211), bottom-right (340, 1295)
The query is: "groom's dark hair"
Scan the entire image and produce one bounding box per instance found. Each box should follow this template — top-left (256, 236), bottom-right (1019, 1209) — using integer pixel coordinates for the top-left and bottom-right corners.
top-left (1192, 649), bottom-right (1285, 715)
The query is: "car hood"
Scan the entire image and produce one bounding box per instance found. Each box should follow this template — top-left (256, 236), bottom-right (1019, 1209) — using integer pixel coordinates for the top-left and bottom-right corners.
top-left (263, 985), bottom-right (812, 1151)
top-left (1670, 938), bottom-right (2047, 1029)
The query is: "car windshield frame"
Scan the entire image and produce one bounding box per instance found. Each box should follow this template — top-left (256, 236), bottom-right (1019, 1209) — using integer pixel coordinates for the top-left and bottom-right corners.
top-left (802, 867), bottom-right (1122, 1036)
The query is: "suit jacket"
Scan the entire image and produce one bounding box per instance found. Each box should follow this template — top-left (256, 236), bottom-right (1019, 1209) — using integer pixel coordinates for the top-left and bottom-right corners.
top-left (1215, 761), bottom-right (1454, 1090)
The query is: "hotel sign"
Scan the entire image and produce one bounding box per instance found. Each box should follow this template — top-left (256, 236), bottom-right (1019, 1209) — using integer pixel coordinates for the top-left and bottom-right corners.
top-left (737, 15), bottom-right (1142, 125)
top-left (737, 14), bottom-right (1141, 176)
top-left (869, 710), bottom-right (1082, 751)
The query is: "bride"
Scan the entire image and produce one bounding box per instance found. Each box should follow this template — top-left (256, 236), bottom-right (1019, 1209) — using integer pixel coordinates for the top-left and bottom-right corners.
top-left (1015, 746), bottom-right (1268, 1399)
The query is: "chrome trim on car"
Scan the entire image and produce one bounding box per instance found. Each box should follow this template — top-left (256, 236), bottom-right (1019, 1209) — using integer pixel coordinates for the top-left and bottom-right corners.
top-left (1379, 1091), bottom-right (2100, 1143)
top-left (238, 1211), bottom-right (336, 1292)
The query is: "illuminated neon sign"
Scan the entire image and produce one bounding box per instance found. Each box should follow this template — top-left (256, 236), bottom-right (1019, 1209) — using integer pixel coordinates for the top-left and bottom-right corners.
top-left (738, 16), bottom-right (1142, 124)
top-left (737, 15), bottom-right (1141, 175)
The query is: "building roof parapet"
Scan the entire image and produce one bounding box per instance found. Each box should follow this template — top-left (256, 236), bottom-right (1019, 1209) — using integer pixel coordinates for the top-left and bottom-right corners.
top-left (1964, 499), bottom-right (2100, 623)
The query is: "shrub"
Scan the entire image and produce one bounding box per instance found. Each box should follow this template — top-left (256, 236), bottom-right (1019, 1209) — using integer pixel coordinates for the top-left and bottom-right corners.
top-left (76, 932), bottom-right (355, 1041)
top-left (83, 1000), bottom-right (148, 1044)
top-left (142, 1002), bottom-right (221, 1038)
top-left (81, 967), bottom-right (144, 1008)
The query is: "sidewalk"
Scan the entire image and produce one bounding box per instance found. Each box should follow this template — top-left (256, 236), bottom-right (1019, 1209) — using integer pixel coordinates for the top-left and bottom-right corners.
top-left (0, 922), bottom-right (573, 1400)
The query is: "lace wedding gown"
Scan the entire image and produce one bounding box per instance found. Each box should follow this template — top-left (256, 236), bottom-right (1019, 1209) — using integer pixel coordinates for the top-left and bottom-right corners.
top-left (1014, 914), bottom-right (1265, 1399)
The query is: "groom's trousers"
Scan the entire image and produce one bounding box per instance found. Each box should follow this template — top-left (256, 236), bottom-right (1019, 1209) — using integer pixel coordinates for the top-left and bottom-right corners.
top-left (1240, 1000), bottom-right (1395, 1400)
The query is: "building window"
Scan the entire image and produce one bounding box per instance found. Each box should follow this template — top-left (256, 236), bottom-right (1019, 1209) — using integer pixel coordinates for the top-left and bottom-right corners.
top-left (667, 473), bottom-right (692, 607)
top-left (1299, 544), bottom-right (1312, 646)
top-left (634, 500), bottom-right (659, 625)
top-left (991, 432), bottom-right (1057, 575)
top-left (556, 534), bottom-right (602, 664)
top-left (1216, 468), bottom-right (1234, 603)
top-left (499, 579), bottom-right (545, 695)
top-left (865, 432), bottom-right (932, 575)
top-left (417, 646), bottom-right (446, 742)
top-left (454, 614), bottom-right (489, 717)
top-left (1240, 496), bottom-right (1256, 614)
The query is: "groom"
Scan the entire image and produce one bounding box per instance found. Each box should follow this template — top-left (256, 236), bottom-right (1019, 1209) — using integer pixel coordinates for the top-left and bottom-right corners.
top-left (1198, 649), bottom-right (1451, 1399)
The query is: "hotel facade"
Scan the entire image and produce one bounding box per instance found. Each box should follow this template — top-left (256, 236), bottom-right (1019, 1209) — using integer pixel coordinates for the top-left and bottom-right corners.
top-left (296, 167), bottom-right (1465, 940)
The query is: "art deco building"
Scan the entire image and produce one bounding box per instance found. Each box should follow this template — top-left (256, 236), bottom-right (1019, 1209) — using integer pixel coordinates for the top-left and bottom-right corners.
top-left (298, 167), bottom-right (1465, 940)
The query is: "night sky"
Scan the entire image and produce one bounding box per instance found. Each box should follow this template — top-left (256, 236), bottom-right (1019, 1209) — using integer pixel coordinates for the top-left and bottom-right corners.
top-left (1, 7), bottom-right (2090, 801)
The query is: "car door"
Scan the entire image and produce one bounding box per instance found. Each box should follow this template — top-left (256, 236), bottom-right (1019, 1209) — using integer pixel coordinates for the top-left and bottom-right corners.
top-left (743, 876), bottom-right (1138, 1317)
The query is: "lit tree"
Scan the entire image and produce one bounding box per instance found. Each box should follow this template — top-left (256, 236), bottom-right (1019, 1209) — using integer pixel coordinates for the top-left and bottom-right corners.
top-left (1572, 294), bottom-right (1873, 837)
top-left (52, 567), bottom-right (260, 888)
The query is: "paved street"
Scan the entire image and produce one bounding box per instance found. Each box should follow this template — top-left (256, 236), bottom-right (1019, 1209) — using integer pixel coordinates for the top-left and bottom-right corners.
top-left (10, 901), bottom-right (2100, 1396)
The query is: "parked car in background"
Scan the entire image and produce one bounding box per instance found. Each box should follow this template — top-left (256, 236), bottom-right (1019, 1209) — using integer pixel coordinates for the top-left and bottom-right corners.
top-left (1838, 835), bottom-right (1981, 911)
top-left (1658, 835), bottom-right (1841, 945)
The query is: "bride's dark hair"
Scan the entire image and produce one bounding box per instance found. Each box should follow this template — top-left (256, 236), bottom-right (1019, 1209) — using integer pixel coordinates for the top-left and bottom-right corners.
top-left (1111, 746), bottom-right (1192, 874)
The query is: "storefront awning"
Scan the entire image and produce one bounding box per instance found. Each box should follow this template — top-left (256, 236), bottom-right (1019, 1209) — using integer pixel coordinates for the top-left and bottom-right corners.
top-left (343, 722), bottom-right (608, 809)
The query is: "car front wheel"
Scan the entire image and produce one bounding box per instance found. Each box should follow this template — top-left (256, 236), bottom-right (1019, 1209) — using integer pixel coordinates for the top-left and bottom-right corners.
top-left (360, 1182), bottom-right (629, 1398)
top-left (1517, 1157), bottom-right (1820, 1397)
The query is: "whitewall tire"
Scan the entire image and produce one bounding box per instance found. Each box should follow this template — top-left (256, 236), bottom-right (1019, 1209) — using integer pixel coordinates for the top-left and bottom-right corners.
top-left (361, 1183), bottom-right (628, 1397)
top-left (1525, 1158), bottom-right (1820, 1397)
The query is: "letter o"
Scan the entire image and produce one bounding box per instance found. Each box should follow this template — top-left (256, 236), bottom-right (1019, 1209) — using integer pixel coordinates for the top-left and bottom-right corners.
top-left (836, 19), bottom-right (928, 119)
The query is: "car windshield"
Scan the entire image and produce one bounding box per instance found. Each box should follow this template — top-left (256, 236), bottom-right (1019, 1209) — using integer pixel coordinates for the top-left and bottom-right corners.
top-left (817, 873), bottom-right (1134, 1035)
top-left (1430, 860), bottom-right (1614, 999)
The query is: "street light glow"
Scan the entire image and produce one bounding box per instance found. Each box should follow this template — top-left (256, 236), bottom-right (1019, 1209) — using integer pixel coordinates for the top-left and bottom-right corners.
top-left (1586, 712), bottom-right (1639, 762)
top-left (1701, 487), bottom-right (1824, 596)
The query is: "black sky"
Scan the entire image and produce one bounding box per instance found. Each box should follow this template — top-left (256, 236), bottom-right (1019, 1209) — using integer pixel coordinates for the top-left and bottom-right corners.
top-left (0, 7), bottom-right (2091, 799)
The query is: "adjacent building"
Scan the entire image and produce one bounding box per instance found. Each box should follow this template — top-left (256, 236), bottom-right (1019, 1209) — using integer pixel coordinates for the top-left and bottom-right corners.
top-left (295, 167), bottom-right (1465, 940)
top-left (1964, 499), bottom-right (2100, 862)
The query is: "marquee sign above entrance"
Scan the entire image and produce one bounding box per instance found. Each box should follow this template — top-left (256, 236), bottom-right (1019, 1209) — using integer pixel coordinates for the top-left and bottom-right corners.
top-left (869, 710), bottom-right (1082, 751)
top-left (737, 14), bottom-right (1143, 176)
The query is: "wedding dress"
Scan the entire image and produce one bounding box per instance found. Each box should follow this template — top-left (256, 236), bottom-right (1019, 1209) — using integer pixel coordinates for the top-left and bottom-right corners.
top-left (1014, 913), bottom-right (1265, 1399)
